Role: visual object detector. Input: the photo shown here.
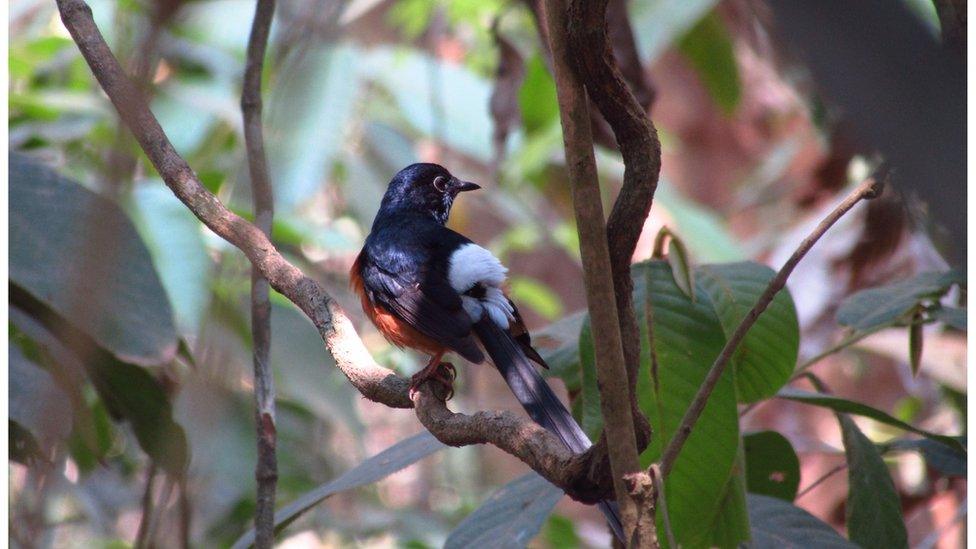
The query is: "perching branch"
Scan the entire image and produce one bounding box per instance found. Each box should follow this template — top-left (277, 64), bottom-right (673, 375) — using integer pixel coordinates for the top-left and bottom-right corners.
top-left (241, 0), bottom-right (278, 546)
top-left (658, 169), bottom-right (887, 476)
top-left (543, 0), bottom-right (646, 544)
top-left (55, 0), bottom-right (617, 506)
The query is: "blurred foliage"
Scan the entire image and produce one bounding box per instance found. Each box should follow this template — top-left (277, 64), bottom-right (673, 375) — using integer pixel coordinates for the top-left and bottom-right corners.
top-left (9, 0), bottom-right (966, 547)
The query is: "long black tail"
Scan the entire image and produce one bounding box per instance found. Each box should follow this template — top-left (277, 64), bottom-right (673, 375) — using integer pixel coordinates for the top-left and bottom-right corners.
top-left (473, 318), bottom-right (624, 542)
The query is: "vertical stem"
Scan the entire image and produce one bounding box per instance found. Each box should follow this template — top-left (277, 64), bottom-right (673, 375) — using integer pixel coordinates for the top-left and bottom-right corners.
top-left (242, 1), bottom-right (278, 547)
top-left (542, 0), bottom-right (645, 543)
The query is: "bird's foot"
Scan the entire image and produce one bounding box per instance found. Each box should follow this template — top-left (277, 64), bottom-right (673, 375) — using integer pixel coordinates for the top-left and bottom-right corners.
top-left (409, 361), bottom-right (456, 401)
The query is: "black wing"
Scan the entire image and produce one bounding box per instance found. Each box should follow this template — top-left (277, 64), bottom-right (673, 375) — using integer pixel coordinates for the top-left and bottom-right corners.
top-left (360, 250), bottom-right (484, 363)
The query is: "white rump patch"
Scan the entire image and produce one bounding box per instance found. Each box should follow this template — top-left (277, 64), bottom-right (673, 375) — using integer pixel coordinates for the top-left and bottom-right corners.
top-left (449, 243), bottom-right (514, 328)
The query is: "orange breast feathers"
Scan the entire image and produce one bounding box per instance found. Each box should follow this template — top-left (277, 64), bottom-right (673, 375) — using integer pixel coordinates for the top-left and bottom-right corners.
top-left (350, 253), bottom-right (446, 356)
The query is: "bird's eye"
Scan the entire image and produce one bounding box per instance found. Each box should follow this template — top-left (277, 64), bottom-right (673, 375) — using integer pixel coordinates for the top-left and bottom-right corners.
top-left (433, 175), bottom-right (448, 192)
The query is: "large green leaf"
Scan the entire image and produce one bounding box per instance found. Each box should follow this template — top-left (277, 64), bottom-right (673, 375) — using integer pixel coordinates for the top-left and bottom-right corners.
top-left (634, 261), bottom-right (742, 548)
top-left (748, 494), bottom-right (857, 548)
top-left (233, 432), bottom-right (446, 549)
top-left (696, 262), bottom-right (800, 403)
top-left (709, 444), bottom-right (751, 547)
top-left (778, 388), bottom-right (963, 451)
top-left (445, 473), bottom-right (563, 549)
top-left (837, 414), bottom-right (908, 548)
top-left (836, 270), bottom-right (964, 331)
top-left (677, 12), bottom-right (742, 114)
top-left (10, 292), bottom-right (188, 474)
top-left (744, 431), bottom-right (801, 501)
top-left (9, 152), bottom-right (178, 366)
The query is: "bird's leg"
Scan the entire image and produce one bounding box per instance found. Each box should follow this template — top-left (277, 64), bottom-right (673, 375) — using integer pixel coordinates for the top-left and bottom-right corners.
top-left (410, 351), bottom-right (456, 401)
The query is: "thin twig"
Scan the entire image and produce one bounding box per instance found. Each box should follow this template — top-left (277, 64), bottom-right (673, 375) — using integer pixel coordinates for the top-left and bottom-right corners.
top-left (648, 464), bottom-right (675, 549)
top-left (796, 463), bottom-right (847, 499)
top-left (543, 0), bottom-right (644, 542)
top-left (134, 464), bottom-right (157, 548)
top-left (241, 0), bottom-right (278, 546)
top-left (659, 172), bottom-right (886, 477)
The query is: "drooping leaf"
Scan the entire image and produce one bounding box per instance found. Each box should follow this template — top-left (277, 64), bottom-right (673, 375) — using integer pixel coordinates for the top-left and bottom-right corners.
top-left (696, 262), bottom-right (800, 402)
top-left (444, 473), bottom-right (563, 549)
top-left (9, 152), bottom-right (179, 366)
top-left (518, 54), bottom-right (559, 136)
top-left (577, 318), bottom-right (603, 441)
top-left (9, 338), bottom-right (73, 451)
top-left (836, 270), bottom-right (964, 331)
top-left (743, 431), bottom-right (801, 501)
top-left (748, 494), bottom-right (857, 548)
top-left (882, 437), bottom-right (967, 477)
top-left (233, 432), bottom-right (445, 549)
top-left (634, 261), bottom-right (742, 548)
top-left (677, 12), bottom-right (741, 114)
top-left (909, 309), bottom-right (923, 376)
top-left (663, 229), bottom-right (696, 301)
top-left (778, 388), bottom-right (964, 451)
top-left (837, 414), bottom-right (908, 548)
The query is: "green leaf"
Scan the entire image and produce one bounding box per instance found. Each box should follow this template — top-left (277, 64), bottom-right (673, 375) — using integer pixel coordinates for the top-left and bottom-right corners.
top-left (677, 12), bottom-right (741, 114)
top-left (128, 182), bottom-right (212, 336)
top-left (11, 289), bottom-right (188, 474)
top-left (932, 306), bottom-right (967, 330)
top-left (634, 261), bottom-right (740, 548)
top-left (543, 514), bottom-right (581, 548)
top-left (696, 262), bottom-right (800, 402)
top-left (518, 54), bottom-right (559, 135)
top-left (837, 414), bottom-right (908, 548)
top-left (509, 276), bottom-right (563, 321)
top-left (631, 0), bottom-right (719, 65)
top-left (748, 494), bottom-right (858, 548)
top-left (836, 270), bottom-right (963, 331)
top-left (233, 432), bottom-right (445, 549)
top-left (882, 437), bottom-right (967, 477)
top-left (445, 473), bottom-right (563, 549)
top-left (743, 431), bottom-right (800, 501)
top-left (778, 388), bottom-right (964, 451)
top-left (709, 443), bottom-right (751, 547)
top-left (663, 229), bottom-right (696, 301)
top-left (9, 152), bottom-right (178, 366)
top-left (577, 318), bottom-right (603, 441)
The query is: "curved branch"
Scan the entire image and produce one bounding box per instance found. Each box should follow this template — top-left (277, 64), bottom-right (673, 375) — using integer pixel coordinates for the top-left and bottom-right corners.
top-left (411, 385), bottom-right (613, 503)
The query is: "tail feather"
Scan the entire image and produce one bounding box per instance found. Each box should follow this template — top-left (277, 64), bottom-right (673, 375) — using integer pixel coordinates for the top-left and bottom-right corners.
top-left (472, 318), bottom-right (624, 542)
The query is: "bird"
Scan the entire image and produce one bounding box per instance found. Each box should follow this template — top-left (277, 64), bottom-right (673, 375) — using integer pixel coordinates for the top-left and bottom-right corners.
top-left (350, 163), bottom-right (623, 540)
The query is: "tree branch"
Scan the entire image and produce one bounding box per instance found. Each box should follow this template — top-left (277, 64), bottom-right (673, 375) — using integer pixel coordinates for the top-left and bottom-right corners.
top-left (543, 0), bottom-right (646, 543)
top-left (55, 0), bottom-right (617, 506)
top-left (659, 170), bottom-right (887, 476)
top-left (241, 0), bottom-right (278, 546)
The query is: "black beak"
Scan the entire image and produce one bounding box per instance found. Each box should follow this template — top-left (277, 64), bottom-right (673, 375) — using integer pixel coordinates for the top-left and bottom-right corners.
top-left (457, 180), bottom-right (481, 192)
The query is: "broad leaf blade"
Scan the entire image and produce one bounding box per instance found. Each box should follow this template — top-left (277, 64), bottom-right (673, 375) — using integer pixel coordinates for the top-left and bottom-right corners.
top-left (9, 152), bottom-right (178, 366)
top-left (445, 473), bottom-right (563, 549)
top-left (778, 388), bottom-right (963, 451)
top-left (744, 431), bottom-right (801, 501)
top-left (677, 12), bottom-right (741, 114)
top-left (838, 415), bottom-right (908, 548)
top-left (748, 494), bottom-right (857, 548)
top-left (836, 270), bottom-right (963, 331)
top-left (634, 261), bottom-right (741, 548)
top-left (696, 262), bottom-right (799, 402)
top-left (233, 432), bottom-right (445, 549)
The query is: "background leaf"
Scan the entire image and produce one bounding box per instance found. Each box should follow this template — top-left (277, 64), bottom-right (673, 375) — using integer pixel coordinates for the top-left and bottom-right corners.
top-left (696, 262), bottom-right (800, 402)
top-left (444, 473), bottom-right (563, 549)
top-left (9, 152), bottom-right (178, 366)
top-left (743, 430), bottom-right (801, 501)
top-left (837, 414), bottom-right (908, 548)
top-left (677, 12), bottom-right (741, 114)
top-left (748, 494), bottom-right (858, 548)
top-left (835, 270), bottom-right (963, 331)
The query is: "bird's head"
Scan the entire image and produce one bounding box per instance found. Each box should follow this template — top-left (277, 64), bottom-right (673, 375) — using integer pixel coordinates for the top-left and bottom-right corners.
top-left (377, 163), bottom-right (481, 225)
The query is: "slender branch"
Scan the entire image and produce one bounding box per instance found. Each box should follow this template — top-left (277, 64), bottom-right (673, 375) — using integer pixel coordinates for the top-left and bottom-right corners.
top-left (134, 463), bottom-right (158, 549)
top-left (241, 0), bottom-right (278, 546)
top-left (543, 0), bottom-right (645, 543)
top-left (55, 0), bottom-right (617, 503)
top-left (565, 0), bottom-right (660, 455)
top-left (659, 172), bottom-right (886, 476)
top-left (796, 463), bottom-right (847, 499)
